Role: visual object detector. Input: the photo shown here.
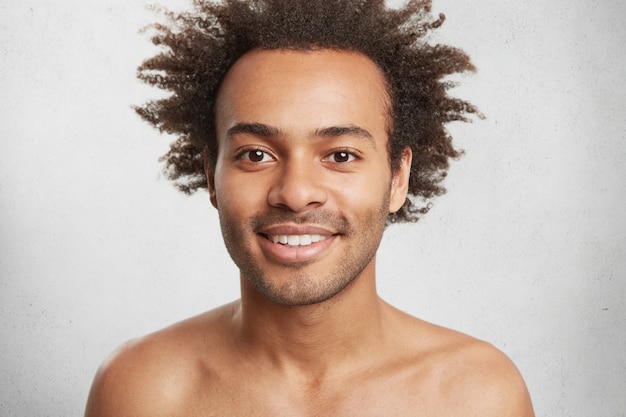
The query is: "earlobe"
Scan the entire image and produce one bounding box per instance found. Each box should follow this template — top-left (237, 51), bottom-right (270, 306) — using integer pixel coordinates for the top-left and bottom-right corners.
top-left (204, 149), bottom-right (218, 209)
top-left (209, 188), bottom-right (218, 209)
top-left (389, 147), bottom-right (412, 213)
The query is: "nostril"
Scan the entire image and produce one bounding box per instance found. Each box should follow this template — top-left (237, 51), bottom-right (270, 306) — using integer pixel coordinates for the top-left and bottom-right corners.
top-left (267, 169), bottom-right (327, 212)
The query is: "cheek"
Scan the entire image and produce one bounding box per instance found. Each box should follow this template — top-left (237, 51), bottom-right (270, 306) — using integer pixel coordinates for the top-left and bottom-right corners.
top-left (357, 159), bottom-right (393, 197)
top-left (214, 169), bottom-right (268, 213)
top-left (330, 174), bottom-right (391, 214)
top-left (214, 170), bottom-right (238, 212)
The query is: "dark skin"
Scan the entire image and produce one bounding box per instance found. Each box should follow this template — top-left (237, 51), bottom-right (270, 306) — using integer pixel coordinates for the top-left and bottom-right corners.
top-left (86, 49), bottom-right (534, 416)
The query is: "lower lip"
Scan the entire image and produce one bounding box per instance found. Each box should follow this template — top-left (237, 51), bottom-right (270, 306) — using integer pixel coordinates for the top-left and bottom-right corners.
top-left (257, 234), bottom-right (336, 264)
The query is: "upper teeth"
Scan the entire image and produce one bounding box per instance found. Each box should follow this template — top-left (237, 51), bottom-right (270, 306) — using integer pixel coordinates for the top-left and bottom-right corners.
top-left (270, 234), bottom-right (327, 246)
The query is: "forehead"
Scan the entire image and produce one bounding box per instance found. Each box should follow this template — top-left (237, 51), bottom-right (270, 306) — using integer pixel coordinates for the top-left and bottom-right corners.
top-left (214, 48), bottom-right (391, 139)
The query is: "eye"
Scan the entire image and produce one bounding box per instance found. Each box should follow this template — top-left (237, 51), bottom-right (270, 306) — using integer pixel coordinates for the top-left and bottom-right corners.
top-left (325, 150), bottom-right (358, 163)
top-left (238, 149), bottom-right (273, 163)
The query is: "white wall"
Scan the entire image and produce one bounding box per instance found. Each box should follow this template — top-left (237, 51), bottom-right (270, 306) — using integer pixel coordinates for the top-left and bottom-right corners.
top-left (1, 0), bottom-right (624, 415)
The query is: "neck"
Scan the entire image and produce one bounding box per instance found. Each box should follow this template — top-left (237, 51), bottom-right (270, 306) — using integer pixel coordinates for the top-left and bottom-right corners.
top-left (233, 260), bottom-right (388, 377)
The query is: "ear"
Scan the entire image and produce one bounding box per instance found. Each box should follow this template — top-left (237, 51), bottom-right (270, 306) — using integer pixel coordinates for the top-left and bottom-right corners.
top-left (388, 147), bottom-right (412, 214)
top-left (204, 149), bottom-right (218, 209)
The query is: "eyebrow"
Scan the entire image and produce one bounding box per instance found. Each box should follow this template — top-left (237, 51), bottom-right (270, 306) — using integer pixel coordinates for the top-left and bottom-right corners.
top-left (313, 125), bottom-right (374, 143)
top-left (225, 122), bottom-right (281, 140)
top-left (225, 122), bottom-right (374, 145)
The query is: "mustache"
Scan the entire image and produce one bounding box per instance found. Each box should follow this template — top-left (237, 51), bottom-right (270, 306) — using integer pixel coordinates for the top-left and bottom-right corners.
top-left (251, 209), bottom-right (351, 233)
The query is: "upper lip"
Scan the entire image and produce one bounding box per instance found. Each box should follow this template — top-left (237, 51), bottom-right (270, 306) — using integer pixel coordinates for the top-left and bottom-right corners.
top-left (258, 224), bottom-right (336, 237)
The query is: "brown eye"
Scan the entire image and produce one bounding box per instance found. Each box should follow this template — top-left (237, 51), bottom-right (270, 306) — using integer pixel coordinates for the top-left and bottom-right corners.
top-left (248, 150), bottom-right (266, 162)
top-left (332, 151), bottom-right (355, 163)
top-left (239, 149), bottom-right (272, 163)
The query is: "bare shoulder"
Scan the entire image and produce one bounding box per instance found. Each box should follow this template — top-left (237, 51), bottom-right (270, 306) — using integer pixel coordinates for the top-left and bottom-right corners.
top-left (390, 308), bottom-right (535, 416)
top-left (439, 333), bottom-right (535, 417)
top-left (84, 302), bottom-right (238, 417)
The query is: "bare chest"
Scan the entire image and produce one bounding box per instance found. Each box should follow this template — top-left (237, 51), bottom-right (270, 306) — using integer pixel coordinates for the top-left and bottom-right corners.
top-left (180, 371), bottom-right (455, 417)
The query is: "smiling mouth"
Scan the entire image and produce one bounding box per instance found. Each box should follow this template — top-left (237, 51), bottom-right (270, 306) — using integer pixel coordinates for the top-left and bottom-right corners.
top-left (265, 234), bottom-right (330, 247)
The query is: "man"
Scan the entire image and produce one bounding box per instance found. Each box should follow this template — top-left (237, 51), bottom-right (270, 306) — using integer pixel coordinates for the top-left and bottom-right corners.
top-left (86, 0), bottom-right (534, 415)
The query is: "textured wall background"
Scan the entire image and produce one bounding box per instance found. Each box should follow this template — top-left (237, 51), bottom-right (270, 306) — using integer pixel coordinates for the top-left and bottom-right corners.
top-left (1, 0), bottom-right (624, 416)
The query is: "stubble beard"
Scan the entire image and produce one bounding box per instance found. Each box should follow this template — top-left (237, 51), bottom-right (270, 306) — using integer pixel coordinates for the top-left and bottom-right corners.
top-left (219, 194), bottom-right (390, 307)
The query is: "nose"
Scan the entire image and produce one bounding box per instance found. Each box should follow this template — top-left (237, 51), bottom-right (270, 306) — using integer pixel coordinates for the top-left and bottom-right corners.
top-left (267, 158), bottom-right (327, 213)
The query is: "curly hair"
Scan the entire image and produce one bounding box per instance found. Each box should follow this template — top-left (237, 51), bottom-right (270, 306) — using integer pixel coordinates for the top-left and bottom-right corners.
top-left (135, 0), bottom-right (480, 223)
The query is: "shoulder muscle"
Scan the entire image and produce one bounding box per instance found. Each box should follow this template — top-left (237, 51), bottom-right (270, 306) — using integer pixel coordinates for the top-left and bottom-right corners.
top-left (454, 340), bottom-right (535, 417)
top-left (85, 335), bottom-right (198, 417)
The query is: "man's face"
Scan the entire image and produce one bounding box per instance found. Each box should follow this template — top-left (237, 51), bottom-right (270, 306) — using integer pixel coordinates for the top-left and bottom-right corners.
top-left (210, 49), bottom-right (410, 306)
